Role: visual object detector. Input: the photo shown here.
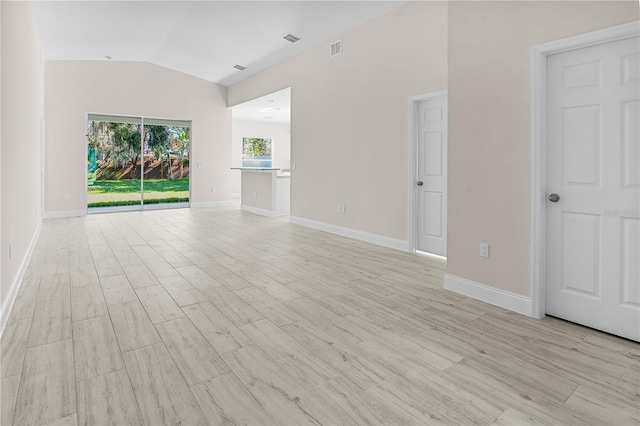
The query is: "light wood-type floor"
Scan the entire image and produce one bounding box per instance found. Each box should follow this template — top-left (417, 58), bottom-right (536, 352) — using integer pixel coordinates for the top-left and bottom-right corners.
top-left (1, 208), bottom-right (638, 426)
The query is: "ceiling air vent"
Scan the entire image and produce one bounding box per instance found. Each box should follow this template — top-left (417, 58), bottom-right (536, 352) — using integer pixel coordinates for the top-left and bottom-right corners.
top-left (330, 40), bottom-right (343, 57)
top-left (283, 33), bottom-right (301, 43)
top-left (233, 64), bottom-right (247, 71)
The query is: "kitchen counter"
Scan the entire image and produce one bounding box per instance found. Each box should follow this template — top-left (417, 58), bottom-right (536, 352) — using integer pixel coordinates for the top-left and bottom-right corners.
top-left (231, 168), bottom-right (290, 217)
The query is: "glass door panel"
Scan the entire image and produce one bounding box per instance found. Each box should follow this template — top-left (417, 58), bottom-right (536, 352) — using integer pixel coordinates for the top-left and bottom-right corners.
top-left (87, 115), bottom-right (143, 210)
top-left (142, 118), bottom-right (190, 209)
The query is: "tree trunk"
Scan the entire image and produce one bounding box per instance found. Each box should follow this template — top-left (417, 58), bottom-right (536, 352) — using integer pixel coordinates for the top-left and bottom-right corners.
top-left (130, 155), bottom-right (137, 179)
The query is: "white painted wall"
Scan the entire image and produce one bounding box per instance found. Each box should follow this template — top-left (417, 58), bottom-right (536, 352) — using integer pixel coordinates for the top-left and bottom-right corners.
top-left (241, 171), bottom-right (277, 212)
top-left (228, 1), bottom-right (448, 241)
top-left (44, 60), bottom-right (232, 215)
top-left (447, 1), bottom-right (638, 297)
top-left (1, 0), bottom-right (3, 313)
top-left (231, 120), bottom-right (290, 194)
top-left (1, 1), bottom-right (44, 321)
top-left (228, 0), bottom-right (638, 303)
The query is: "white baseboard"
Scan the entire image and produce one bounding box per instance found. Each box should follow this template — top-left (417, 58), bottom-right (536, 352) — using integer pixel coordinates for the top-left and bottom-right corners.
top-left (241, 204), bottom-right (281, 218)
top-left (289, 216), bottom-right (410, 252)
top-left (444, 274), bottom-right (532, 316)
top-left (44, 209), bottom-right (85, 219)
top-left (231, 192), bottom-right (241, 199)
top-left (190, 201), bottom-right (233, 208)
top-left (1, 220), bottom-right (42, 336)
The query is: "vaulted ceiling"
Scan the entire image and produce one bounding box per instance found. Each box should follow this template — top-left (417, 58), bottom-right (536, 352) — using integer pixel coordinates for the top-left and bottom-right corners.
top-left (33, 1), bottom-right (403, 87)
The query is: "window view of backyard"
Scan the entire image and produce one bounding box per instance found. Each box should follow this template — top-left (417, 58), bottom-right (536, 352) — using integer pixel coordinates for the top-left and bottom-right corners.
top-left (87, 116), bottom-right (190, 209)
top-left (242, 137), bottom-right (272, 167)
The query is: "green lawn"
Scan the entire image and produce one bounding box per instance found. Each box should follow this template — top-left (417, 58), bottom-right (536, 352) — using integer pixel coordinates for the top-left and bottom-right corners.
top-left (88, 197), bottom-right (189, 208)
top-left (87, 178), bottom-right (189, 194)
top-left (87, 178), bottom-right (189, 208)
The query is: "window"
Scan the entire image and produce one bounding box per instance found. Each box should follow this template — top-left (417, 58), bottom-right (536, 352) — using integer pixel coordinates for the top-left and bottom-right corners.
top-left (242, 137), bottom-right (272, 167)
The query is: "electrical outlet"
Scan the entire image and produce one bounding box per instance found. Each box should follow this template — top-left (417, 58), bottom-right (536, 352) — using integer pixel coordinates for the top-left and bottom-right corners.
top-left (8, 244), bottom-right (12, 259)
top-left (253, 192), bottom-right (257, 199)
top-left (292, 163), bottom-right (297, 170)
top-left (63, 193), bottom-right (69, 200)
top-left (211, 188), bottom-right (215, 194)
top-left (480, 243), bottom-right (489, 258)
top-left (337, 204), bottom-right (342, 213)
top-left (342, 205), bottom-right (346, 214)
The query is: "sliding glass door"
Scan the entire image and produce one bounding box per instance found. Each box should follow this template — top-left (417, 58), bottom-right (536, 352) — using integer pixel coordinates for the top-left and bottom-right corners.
top-left (86, 114), bottom-right (190, 212)
top-left (142, 118), bottom-right (190, 209)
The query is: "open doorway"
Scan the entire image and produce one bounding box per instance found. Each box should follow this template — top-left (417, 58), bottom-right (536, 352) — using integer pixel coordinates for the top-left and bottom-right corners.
top-left (86, 114), bottom-right (191, 212)
top-left (230, 88), bottom-right (291, 217)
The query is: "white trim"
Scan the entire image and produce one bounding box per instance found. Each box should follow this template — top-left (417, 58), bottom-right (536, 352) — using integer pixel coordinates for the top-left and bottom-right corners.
top-left (140, 202), bottom-right (189, 211)
top-left (444, 274), bottom-right (532, 316)
top-left (241, 204), bottom-right (281, 217)
top-left (141, 117), bottom-right (145, 207)
top-left (416, 250), bottom-right (447, 262)
top-left (44, 209), bottom-right (86, 219)
top-left (289, 215), bottom-right (410, 252)
top-left (85, 112), bottom-right (89, 209)
top-left (190, 201), bottom-right (233, 208)
top-left (0, 221), bottom-right (42, 336)
top-left (41, 115), bottom-right (46, 220)
top-left (530, 21), bottom-right (640, 319)
top-left (88, 205), bottom-right (140, 215)
top-left (231, 192), bottom-right (242, 199)
top-left (408, 89), bottom-right (448, 254)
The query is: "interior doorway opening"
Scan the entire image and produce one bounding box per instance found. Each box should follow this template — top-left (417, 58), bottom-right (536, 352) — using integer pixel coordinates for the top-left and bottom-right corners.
top-left (230, 88), bottom-right (292, 217)
top-left (86, 114), bottom-right (191, 213)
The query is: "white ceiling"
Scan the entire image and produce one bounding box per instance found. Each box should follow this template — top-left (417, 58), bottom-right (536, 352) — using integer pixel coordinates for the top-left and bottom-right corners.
top-left (232, 87), bottom-right (291, 124)
top-left (33, 1), bottom-right (403, 87)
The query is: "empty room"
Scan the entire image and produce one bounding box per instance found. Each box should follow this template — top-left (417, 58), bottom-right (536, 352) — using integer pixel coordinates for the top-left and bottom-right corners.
top-left (1, 1), bottom-right (639, 425)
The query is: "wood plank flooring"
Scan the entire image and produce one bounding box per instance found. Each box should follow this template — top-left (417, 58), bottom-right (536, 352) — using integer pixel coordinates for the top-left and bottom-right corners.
top-left (1, 207), bottom-right (638, 425)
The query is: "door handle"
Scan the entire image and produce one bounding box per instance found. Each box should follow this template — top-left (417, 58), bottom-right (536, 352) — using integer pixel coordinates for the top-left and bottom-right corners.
top-left (417, 181), bottom-right (424, 186)
top-left (548, 193), bottom-right (560, 203)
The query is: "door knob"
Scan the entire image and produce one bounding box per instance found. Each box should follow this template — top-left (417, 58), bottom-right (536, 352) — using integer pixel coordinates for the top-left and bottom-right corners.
top-left (417, 181), bottom-right (424, 186)
top-left (548, 193), bottom-right (560, 203)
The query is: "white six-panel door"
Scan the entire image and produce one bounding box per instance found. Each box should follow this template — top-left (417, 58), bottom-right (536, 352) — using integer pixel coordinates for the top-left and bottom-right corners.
top-left (417, 95), bottom-right (447, 256)
top-left (546, 36), bottom-right (640, 341)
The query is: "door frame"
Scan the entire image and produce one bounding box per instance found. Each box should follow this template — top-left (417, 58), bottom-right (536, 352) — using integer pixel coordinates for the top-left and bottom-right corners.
top-left (530, 20), bottom-right (639, 319)
top-left (408, 89), bottom-right (448, 254)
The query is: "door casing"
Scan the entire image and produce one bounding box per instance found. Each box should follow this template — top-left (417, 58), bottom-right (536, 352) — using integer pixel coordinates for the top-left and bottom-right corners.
top-left (408, 89), bottom-right (448, 255)
top-left (530, 20), bottom-right (640, 319)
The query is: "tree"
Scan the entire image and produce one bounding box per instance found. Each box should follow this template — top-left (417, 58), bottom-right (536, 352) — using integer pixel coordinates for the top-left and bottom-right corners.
top-left (145, 125), bottom-right (170, 178)
top-left (87, 121), bottom-right (112, 166)
top-left (170, 126), bottom-right (190, 178)
top-left (108, 123), bottom-right (141, 178)
top-left (243, 138), bottom-right (271, 157)
top-left (87, 121), bottom-right (110, 153)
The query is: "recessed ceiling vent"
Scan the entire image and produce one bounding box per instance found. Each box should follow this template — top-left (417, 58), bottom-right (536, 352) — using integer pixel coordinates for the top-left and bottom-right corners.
top-left (330, 40), bottom-right (343, 57)
top-left (233, 64), bottom-right (247, 71)
top-left (283, 33), bottom-right (301, 43)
